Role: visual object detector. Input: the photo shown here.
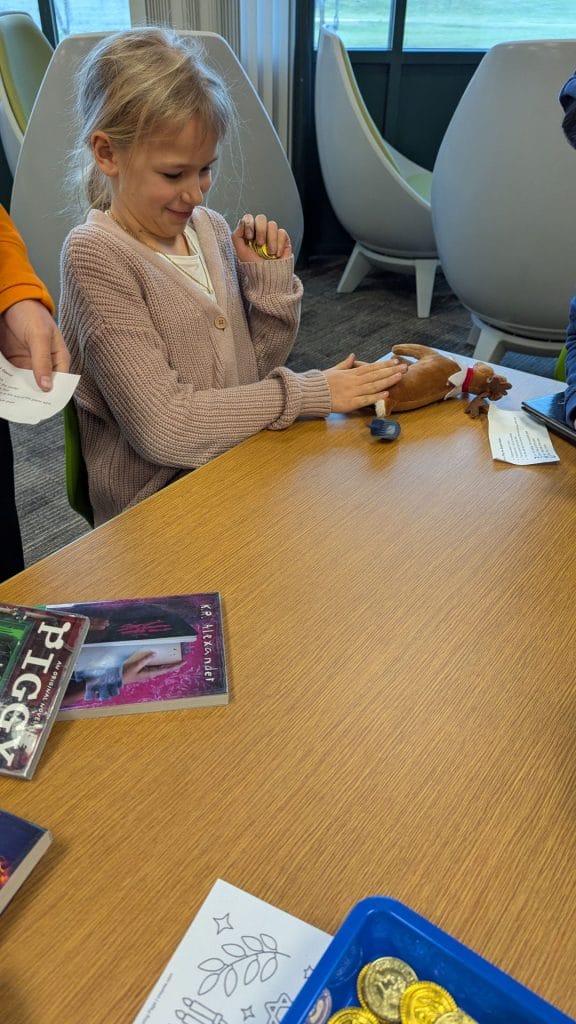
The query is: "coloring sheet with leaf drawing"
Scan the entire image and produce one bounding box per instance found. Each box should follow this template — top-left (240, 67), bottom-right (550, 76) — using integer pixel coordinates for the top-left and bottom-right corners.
top-left (132, 878), bottom-right (331, 1024)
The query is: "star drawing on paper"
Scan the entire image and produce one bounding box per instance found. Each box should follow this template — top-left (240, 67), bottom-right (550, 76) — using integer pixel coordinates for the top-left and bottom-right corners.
top-left (213, 913), bottom-right (233, 934)
top-left (264, 991), bottom-right (292, 1022)
top-left (241, 1008), bottom-right (255, 1021)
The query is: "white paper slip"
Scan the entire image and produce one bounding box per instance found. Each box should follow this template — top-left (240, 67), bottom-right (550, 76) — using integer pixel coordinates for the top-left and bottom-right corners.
top-left (132, 879), bottom-right (331, 1024)
top-left (488, 405), bottom-right (560, 465)
top-left (0, 352), bottom-right (80, 424)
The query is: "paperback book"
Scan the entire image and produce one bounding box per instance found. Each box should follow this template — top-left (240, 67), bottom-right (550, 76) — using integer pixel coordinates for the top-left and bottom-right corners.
top-left (0, 809), bottom-right (52, 912)
top-left (48, 593), bottom-right (228, 719)
top-left (0, 603), bottom-right (90, 779)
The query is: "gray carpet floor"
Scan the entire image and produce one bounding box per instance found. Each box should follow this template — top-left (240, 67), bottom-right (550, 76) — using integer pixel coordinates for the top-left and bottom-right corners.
top-left (10, 259), bottom-right (559, 568)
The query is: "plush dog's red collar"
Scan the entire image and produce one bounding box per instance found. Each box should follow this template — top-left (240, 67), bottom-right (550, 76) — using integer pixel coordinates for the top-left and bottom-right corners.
top-left (462, 367), bottom-right (475, 393)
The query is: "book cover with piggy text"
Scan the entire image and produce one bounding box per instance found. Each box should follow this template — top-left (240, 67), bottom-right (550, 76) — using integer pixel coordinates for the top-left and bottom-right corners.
top-left (0, 603), bottom-right (89, 779)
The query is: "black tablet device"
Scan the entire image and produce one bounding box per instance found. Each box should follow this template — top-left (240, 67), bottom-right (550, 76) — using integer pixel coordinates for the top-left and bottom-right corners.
top-left (521, 391), bottom-right (576, 445)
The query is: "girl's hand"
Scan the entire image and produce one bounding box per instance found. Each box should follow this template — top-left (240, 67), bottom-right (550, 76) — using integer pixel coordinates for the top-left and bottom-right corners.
top-left (232, 213), bottom-right (293, 262)
top-left (324, 353), bottom-right (408, 413)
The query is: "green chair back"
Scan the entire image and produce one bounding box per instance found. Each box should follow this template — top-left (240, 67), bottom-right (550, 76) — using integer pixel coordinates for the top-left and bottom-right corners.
top-left (0, 12), bottom-right (52, 133)
top-left (63, 401), bottom-right (94, 528)
top-left (554, 346), bottom-right (567, 382)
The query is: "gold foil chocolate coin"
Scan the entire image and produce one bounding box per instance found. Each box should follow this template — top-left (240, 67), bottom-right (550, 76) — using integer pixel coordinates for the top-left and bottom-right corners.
top-left (247, 239), bottom-right (278, 259)
top-left (436, 1012), bottom-right (478, 1024)
top-left (400, 981), bottom-right (457, 1024)
top-left (327, 1010), bottom-right (379, 1024)
top-left (356, 963), bottom-right (370, 1003)
top-left (358, 956), bottom-right (418, 1021)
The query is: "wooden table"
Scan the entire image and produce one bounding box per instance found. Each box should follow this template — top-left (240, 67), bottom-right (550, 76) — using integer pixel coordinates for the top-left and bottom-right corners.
top-left (0, 363), bottom-right (574, 1023)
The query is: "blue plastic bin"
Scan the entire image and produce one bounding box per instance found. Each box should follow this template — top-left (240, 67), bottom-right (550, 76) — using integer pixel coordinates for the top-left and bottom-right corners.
top-left (283, 897), bottom-right (574, 1024)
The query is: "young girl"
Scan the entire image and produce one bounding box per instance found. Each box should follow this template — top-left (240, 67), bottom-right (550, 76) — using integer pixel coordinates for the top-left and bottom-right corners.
top-left (60, 28), bottom-right (405, 526)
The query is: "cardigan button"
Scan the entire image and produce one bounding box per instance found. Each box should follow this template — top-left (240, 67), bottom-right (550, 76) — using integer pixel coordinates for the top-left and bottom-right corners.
top-left (214, 315), bottom-right (228, 330)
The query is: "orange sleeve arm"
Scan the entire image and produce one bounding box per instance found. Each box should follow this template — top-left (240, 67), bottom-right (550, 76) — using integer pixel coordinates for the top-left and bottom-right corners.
top-left (0, 204), bottom-right (54, 315)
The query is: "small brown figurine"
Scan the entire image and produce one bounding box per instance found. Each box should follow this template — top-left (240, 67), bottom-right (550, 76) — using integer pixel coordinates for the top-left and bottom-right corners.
top-left (375, 343), bottom-right (511, 420)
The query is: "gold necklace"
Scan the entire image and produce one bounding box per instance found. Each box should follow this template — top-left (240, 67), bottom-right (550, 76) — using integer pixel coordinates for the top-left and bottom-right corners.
top-left (105, 209), bottom-right (214, 295)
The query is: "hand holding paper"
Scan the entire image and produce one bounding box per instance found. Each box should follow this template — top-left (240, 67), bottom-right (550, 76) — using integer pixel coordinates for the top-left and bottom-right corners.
top-left (2, 298), bottom-right (70, 387)
top-left (0, 351), bottom-right (79, 424)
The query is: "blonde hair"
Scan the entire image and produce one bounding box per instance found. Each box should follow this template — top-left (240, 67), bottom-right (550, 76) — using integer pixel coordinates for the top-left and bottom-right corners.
top-left (69, 27), bottom-right (236, 211)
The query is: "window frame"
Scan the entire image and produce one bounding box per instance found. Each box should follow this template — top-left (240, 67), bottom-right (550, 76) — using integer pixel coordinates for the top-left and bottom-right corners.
top-left (294, 0), bottom-right (487, 259)
top-left (310, 0), bottom-right (488, 138)
top-left (37, 0), bottom-right (57, 46)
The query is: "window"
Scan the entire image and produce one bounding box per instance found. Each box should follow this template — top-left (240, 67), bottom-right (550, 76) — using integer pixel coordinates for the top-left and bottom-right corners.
top-left (315, 1), bottom-right (393, 49)
top-left (403, 0), bottom-right (576, 50)
top-left (0, 1), bottom-right (130, 41)
top-left (314, 0), bottom-right (576, 50)
top-left (0, 1), bottom-right (38, 23)
top-left (51, 0), bottom-right (131, 38)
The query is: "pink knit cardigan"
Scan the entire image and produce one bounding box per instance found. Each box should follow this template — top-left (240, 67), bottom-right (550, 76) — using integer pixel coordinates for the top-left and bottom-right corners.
top-left (59, 207), bottom-right (332, 525)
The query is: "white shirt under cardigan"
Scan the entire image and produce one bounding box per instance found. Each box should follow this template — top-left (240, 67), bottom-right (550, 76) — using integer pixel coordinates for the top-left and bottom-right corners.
top-left (59, 206), bottom-right (332, 526)
top-left (156, 223), bottom-right (217, 302)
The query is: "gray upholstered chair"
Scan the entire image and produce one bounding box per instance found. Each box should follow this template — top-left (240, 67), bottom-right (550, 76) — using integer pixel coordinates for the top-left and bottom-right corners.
top-left (432, 40), bottom-right (576, 363)
top-left (10, 30), bottom-right (304, 308)
top-left (0, 10), bottom-right (52, 175)
top-left (314, 27), bottom-right (439, 317)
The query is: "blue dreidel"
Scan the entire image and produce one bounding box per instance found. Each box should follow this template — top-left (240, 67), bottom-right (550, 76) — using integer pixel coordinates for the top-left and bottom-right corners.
top-left (369, 417), bottom-right (401, 441)
top-left (370, 393), bottom-right (400, 441)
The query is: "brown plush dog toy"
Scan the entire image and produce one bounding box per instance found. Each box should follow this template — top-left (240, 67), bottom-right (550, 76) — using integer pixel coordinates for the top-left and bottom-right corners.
top-left (375, 343), bottom-right (511, 420)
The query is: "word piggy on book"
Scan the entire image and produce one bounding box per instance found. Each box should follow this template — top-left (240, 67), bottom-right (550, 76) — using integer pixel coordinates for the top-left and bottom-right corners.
top-left (0, 603), bottom-right (89, 779)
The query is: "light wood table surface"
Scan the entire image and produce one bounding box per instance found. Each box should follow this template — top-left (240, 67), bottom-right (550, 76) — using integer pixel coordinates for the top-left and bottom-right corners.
top-left (0, 362), bottom-right (574, 1023)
